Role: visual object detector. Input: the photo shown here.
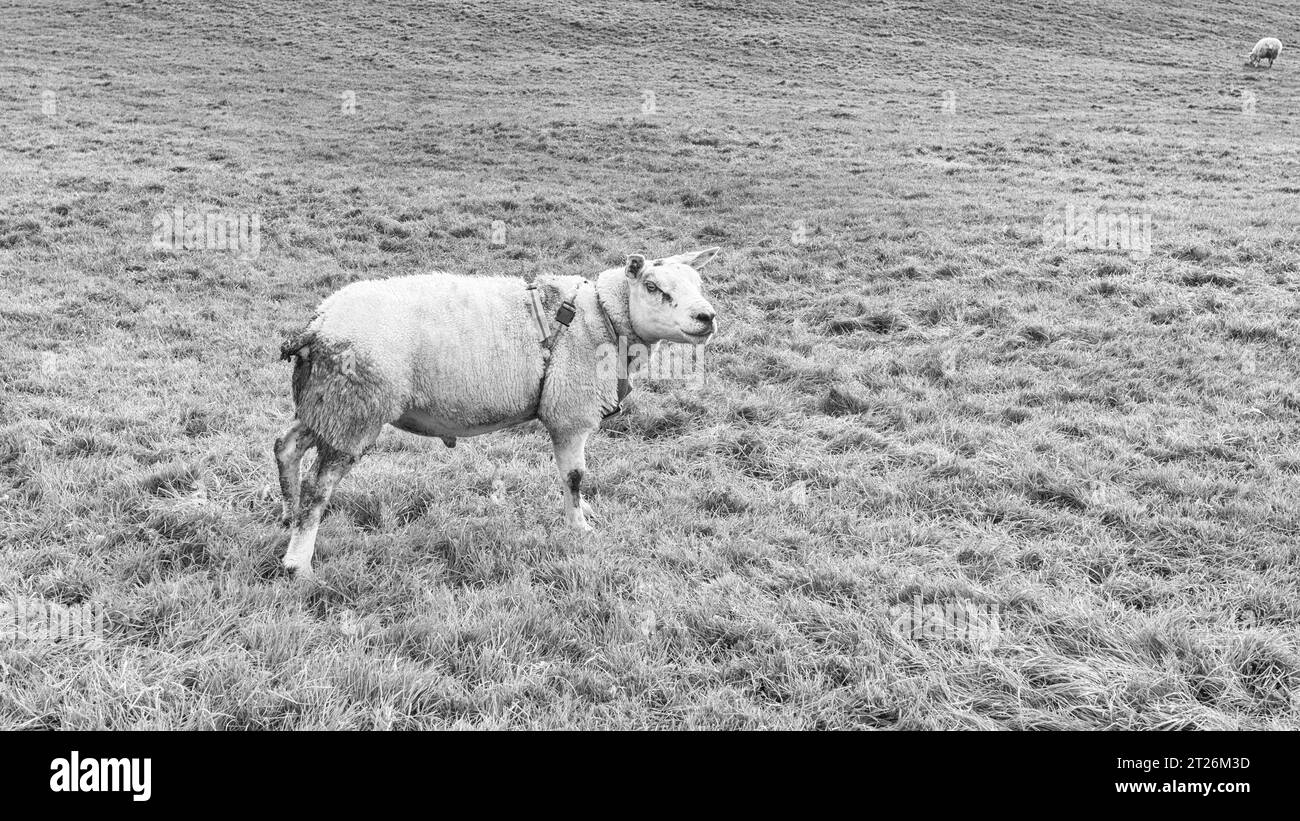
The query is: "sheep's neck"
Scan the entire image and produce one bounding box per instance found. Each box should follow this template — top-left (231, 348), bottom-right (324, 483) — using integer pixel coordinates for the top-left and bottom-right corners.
top-left (594, 269), bottom-right (645, 347)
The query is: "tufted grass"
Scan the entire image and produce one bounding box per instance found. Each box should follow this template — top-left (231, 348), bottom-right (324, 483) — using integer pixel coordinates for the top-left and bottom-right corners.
top-left (1, 0), bottom-right (1299, 729)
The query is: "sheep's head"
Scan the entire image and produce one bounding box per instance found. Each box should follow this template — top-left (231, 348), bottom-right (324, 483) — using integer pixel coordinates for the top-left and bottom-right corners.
top-left (623, 248), bottom-right (719, 344)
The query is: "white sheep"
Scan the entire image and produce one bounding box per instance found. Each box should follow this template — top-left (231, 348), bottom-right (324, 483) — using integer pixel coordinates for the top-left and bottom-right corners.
top-left (1246, 37), bottom-right (1282, 67)
top-left (273, 248), bottom-right (720, 578)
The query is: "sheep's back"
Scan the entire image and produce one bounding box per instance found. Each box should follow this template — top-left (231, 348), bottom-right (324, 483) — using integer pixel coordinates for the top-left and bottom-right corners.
top-left (1254, 37), bottom-right (1282, 56)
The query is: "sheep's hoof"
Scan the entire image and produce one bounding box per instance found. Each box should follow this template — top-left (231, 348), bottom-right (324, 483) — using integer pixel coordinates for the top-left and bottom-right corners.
top-left (282, 559), bottom-right (314, 580)
top-left (570, 515), bottom-right (595, 534)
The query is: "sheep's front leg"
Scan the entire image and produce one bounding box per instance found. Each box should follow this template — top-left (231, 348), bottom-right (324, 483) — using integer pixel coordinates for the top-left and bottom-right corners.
top-left (550, 429), bottom-right (594, 532)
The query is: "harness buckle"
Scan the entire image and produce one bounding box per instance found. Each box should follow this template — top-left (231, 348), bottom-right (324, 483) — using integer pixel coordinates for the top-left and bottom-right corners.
top-left (554, 300), bottom-right (576, 326)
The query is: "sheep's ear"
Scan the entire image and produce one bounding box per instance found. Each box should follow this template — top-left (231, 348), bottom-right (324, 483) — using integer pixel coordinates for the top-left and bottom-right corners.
top-left (625, 253), bottom-right (646, 278)
top-left (676, 247), bottom-right (721, 270)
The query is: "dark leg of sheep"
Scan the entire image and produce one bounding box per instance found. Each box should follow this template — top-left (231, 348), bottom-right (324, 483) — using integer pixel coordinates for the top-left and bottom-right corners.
top-left (282, 444), bottom-right (358, 578)
top-left (273, 420), bottom-right (317, 527)
top-left (550, 429), bottom-right (594, 532)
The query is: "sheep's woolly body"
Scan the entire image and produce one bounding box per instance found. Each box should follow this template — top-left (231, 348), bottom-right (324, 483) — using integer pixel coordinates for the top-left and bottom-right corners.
top-left (1249, 37), bottom-right (1282, 65)
top-left (286, 269), bottom-right (637, 454)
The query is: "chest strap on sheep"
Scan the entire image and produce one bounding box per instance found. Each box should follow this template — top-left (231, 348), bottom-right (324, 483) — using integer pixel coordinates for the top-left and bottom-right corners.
top-left (592, 285), bottom-right (632, 419)
top-left (525, 282), bottom-right (555, 344)
top-left (525, 280), bottom-right (632, 420)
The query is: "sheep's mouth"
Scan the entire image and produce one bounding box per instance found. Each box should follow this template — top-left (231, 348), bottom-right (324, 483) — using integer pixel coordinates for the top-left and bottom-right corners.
top-left (681, 328), bottom-right (713, 343)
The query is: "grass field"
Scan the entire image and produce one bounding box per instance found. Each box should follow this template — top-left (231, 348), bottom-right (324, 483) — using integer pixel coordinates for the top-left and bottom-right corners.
top-left (2, 0), bottom-right (1299, 729)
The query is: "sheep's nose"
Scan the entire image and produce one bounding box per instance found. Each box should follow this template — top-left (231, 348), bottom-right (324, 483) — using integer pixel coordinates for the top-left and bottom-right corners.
top-left (694, 310), bottom-right (715, 326)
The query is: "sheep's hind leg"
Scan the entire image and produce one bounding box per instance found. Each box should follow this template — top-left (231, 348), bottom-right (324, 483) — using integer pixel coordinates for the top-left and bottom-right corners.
top-left (273, 420), bottom-right (317, 527)
top-left (283, 444), bottom-right (359, 579)
top-left (550, 429), bottom-right (595, 533)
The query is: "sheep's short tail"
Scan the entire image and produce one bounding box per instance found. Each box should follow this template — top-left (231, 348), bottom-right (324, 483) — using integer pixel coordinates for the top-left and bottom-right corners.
top-left (280, 328), bottom-right (316, 408)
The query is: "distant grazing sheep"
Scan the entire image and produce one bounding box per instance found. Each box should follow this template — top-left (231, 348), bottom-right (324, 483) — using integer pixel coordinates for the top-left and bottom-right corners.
top-left (273, 248), bottom-right (720, 578)
top-left (1247, 37), bottom-right (1282, 67)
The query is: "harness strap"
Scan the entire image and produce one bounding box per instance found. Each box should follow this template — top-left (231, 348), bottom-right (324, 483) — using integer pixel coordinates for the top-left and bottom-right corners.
top-left (524, 282), bottom-right (551, 343)
top-left (592, 287), bottom-right (631, 418)
top-left (525, 279), bottom-right (632, 420)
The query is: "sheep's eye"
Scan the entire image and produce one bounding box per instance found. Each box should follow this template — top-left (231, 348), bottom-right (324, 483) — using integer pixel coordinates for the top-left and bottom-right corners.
top-left (645, 282), bottom-right (659, 294)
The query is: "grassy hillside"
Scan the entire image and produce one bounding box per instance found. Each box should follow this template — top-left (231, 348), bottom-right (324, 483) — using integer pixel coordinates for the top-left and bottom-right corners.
top-left (1, 0), bottom-right (1298, 728)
